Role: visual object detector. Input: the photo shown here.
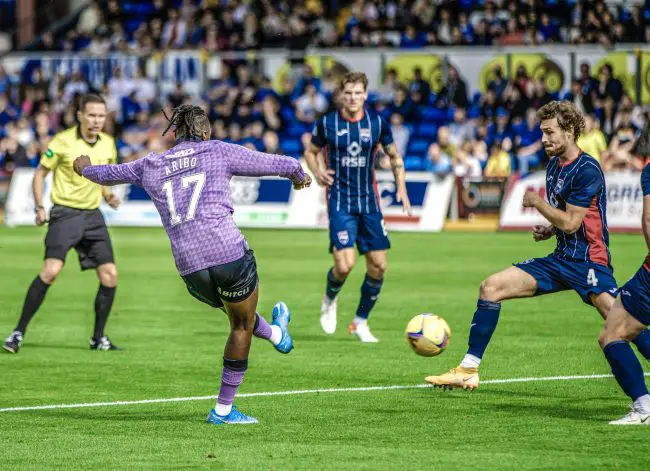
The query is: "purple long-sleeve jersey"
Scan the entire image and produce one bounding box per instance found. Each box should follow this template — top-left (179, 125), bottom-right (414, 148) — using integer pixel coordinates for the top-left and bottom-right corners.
top-left (82, 139), bottom-right (305, 275)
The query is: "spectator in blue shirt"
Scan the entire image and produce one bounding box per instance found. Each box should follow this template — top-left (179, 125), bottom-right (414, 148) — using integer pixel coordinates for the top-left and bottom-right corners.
top-left (386, 86), bottom-right (417, 122)
top-left (514, 108), bottom-right (544, 175)
top-left (487, 65), bottom-right (508, 102)
top-left (400, 25), bottom-right (428, 48)
top-left (486, 107), bottom-right (514, 151)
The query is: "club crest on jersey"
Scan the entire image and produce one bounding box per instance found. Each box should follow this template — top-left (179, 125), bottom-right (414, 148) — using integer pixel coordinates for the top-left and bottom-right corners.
top-left (554, 178), bottom-right (564, 193)
top-left (360, 128), bottom-right (371, 142)
top-left (337, 230), bottom-right (349, 244)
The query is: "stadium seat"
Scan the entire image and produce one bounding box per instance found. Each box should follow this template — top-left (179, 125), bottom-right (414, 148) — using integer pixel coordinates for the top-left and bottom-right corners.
top-left (418, 106), bottom-right (448, 124)
top-left (404, 155), bottom-right (425, 171)
top-left (287, 123), bottom-right (309, 138)
top-left (407, 139), bottom-right (429, 155)
top-left (416, 123), bottom-right (437, 139)
top-left (282, 138), bottom-right (302, 157)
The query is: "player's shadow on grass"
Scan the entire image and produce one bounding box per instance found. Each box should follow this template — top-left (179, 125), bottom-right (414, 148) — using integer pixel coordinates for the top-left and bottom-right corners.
top-left (481, 402), bottom-right (614, 422)
top-left (21, 343), bottom-right (89, 351)
top-left (291, 334), bottom-right (354, 343)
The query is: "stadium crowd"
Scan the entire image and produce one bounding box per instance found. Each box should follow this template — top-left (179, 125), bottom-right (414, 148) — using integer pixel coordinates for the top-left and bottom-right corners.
top-left (28, 0), bottom-right (650, 53)
top-left (1, 0), bottom-right (650, 180)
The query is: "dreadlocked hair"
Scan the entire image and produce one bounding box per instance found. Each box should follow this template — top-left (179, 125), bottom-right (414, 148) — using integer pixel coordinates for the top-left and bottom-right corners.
top-left (162, 104), bottom-right (211, 139)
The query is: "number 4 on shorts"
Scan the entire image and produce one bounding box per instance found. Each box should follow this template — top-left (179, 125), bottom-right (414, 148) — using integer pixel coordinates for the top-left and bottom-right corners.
top-left (587, 268), bottom-right (599, 287)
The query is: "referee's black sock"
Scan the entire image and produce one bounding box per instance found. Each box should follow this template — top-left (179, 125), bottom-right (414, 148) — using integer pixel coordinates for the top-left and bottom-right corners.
top-left (15, 276), bottom-right (51, 334)
top-left (94, 285), bottom-right (116, 339)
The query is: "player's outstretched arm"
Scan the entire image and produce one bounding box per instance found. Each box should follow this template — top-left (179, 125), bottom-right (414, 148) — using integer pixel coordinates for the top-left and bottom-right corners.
top-left (227, 146), bottom-right (310, 188)
top-left (523, 191), bottom-right (587, 234)
top-left (383, 143), bottom-right (412, 215)
top-left (74, 155), bottom-right (145, 187)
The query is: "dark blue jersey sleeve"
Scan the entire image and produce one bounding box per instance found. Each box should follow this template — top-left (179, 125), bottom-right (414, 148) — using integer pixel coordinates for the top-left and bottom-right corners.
top-left (379, 116), bottom-right (394, 147)
top-left (642, 163), bottom-right (650, 196)
top-left (311, 116), bottom-right (327, 148)
top-left (567, 162), bottom-right (603, 208)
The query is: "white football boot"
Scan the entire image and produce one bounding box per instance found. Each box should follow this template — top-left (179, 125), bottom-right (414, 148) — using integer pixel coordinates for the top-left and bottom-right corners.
top-left (348, 321), bottom-right (379, 343)
top-left (320, 295), bottom-right (337, 334)
top-left (609, 406), bottom-right (650, 425)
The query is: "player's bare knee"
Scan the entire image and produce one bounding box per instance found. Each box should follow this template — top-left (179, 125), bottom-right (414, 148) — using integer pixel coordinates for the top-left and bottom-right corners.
top-left (368, 260), bottom-right (386, 279)
top-left (598, 329), bottom-right (610, 349)
top-left (335, 262), bottom-right (354, 279)
top-left (479, 277), bottom-right (501, 302)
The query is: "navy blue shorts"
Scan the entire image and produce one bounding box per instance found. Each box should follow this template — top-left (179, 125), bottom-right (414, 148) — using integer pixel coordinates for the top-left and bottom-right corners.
top-left (514, 255), bottom-right (618, 305)
top-left (328, 210), bottom-right (391, 254)
top-left (620, 265), bottom-right (650, 326)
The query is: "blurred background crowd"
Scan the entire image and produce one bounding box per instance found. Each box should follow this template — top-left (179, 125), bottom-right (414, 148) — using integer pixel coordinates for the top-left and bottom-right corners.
top-left (1, 0), bottom-right (650, 180)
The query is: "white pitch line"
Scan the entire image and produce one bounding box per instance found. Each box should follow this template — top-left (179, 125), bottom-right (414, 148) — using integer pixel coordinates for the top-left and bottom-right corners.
top-left (1, 373), bottom-right (649, 413)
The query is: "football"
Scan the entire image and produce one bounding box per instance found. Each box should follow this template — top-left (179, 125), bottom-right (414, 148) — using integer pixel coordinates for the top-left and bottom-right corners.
top-left (405, 314), bottom-right (451, 357)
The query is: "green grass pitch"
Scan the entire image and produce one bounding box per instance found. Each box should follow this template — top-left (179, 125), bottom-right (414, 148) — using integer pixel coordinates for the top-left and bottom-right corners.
top-left (0, 227), bottom-right (648, 470)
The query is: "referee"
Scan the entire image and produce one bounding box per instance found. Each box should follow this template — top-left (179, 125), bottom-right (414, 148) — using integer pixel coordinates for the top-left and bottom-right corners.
top-left (3, 94), bottom-right (122, 353)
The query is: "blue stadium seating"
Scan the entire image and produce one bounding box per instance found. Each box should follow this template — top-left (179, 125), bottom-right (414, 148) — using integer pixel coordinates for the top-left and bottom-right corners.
top-left (407, 138), bottom-right (429, 155)
top-left (282, 138), bottom-right (302, 157)
top-left (415, 123), bottom-right (437, 139)
top-left (404, 155), bottom-right (425, 171)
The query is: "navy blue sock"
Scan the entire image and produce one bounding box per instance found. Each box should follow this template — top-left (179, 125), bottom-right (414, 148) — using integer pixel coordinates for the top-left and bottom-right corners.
top-left (631, 329), bottom-right (650, 361)
top-left (355, 274), bottom-right (384, 320)
top-left (325, 268), bottom-right (346, 301)
top-left (467, 299), bottom-right (501, 359)
top-left (603, 341), bottom-right (649, 401)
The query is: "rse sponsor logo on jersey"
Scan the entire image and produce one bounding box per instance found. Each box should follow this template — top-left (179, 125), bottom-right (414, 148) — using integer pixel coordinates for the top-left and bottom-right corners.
top-left (341, 156), bottom-right (367, 167)
top-left (217, 286), bottom-right (250, 298)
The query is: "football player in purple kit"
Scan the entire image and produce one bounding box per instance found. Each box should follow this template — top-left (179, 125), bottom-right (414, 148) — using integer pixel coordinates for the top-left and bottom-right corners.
top-left (425, 101), bottom-right (650, 390)
top-left (598, 162), bottom-right (650, 425)
top-left (73, 105), bottom-right (312, 425)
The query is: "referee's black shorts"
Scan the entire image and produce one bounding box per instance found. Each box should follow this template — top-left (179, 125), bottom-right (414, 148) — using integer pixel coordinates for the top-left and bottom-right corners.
top-left (44, 204), bottom-right (115, 270)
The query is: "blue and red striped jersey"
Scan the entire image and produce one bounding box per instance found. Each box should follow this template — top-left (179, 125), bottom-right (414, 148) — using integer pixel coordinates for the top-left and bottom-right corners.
top-left (311, 108), bottom-right (393, 214)
top-left (546, 152), bottom-right (610, 266)
top-left (641, 163), bottom-right (650, 271)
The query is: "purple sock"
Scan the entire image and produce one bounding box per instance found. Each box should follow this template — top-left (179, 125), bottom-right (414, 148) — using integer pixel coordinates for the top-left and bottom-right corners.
top-left (217, 358), bottom-right (247, 408)
top-left (253, 313), bottom-right (272, 340)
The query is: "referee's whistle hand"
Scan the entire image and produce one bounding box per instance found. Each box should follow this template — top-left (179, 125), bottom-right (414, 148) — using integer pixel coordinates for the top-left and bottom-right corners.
top-left (73, 155), bottom-right (92, 176)
top-left (35, 208), bottom-right (47, 226)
